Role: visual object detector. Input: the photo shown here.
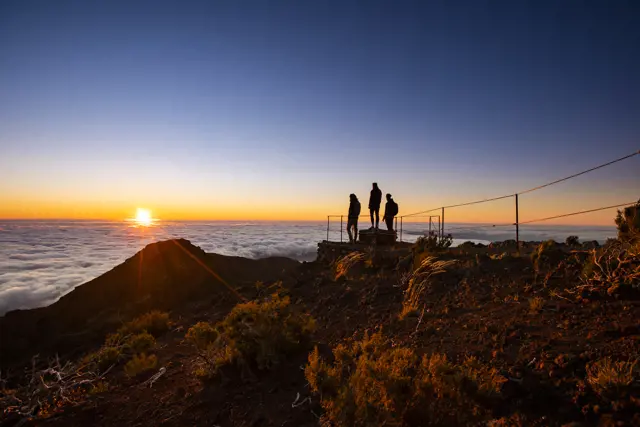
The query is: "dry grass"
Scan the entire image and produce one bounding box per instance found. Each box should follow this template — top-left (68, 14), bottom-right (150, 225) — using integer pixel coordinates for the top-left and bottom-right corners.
top-left (124, 354), bottom-right (158, 377)
top-left (305, 331), bottom-right (504, 426)
top-left (586, 357), bottom-right (639, 400)
top-left (400, 256), bottom-right (456, 318)
top-left (334, 252), bottom-right (366, 280)
top-left (528, 296), bottom-right (545, 314)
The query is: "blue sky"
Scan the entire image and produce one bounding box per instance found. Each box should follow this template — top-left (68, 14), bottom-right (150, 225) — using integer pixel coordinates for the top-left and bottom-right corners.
top-left (0, 0), bottom-right (638, 223)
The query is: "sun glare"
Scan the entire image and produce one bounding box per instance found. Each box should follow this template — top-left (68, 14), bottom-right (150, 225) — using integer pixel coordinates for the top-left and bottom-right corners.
top-left (134, 208), bottom-right (153, 226)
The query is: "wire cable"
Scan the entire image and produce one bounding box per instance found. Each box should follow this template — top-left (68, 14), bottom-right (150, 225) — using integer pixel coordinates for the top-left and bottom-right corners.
top-left (519, 202), bottom-right (636, 225)
top-left (519, 150), bottom-right (640, 195)
top-left (401, 149), bottom-right (639, 218)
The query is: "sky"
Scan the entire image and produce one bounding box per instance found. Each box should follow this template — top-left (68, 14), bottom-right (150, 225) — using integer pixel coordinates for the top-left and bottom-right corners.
top-left (0, 0), bottom-right (638, 224)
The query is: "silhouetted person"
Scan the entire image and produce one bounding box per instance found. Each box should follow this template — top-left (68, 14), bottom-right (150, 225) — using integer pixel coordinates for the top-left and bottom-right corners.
top-left (347, 193), bottom-right (361, 243)
top-left (368, 182), bottom-right (382, 229)
top-left (383, 193), bottom-right (398, 231)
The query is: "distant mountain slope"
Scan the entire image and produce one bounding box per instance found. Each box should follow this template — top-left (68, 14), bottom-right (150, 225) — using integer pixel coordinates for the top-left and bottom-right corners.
top-left (0, 239), bottom-right (299, 369)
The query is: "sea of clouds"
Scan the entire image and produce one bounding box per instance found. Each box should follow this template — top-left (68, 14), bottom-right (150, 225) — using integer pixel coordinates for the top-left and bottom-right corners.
top-left (0, 220), bottom-right (616, 315)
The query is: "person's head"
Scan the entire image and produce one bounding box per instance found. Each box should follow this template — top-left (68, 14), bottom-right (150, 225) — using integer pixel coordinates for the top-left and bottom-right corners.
top-left (350, 193), bottom-right (357, 201)
top-left (386, 193), bottom-right (392, 201)
top-left (372, 182), bottom-right (378, 189)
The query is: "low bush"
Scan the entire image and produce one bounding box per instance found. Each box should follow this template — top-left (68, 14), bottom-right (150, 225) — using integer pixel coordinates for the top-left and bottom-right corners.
top-left (615, 201), bottom-right (640, 241)
top-left (413, 231), bottom-right (453, 256)
top-left (531, 240), bottom-right (562, 272)
top-left (305, 331), bottom-right (505, 426)
top-left (118, 310), bottom-right (170, 337)
top-left (83, 346), bottom-right (122, 372)
top-left (186, 293), bottom-right (315, 376)
top-left (185, 321), bottom-right (219, 351)
top-left (565, 235), bottom-right (580, 246)
top-left (580, 240), bottom-right (640, 296)
top-left (126, 332), bottom-right (156, 353)
top-left (124, 353), bottom-right (158, 377)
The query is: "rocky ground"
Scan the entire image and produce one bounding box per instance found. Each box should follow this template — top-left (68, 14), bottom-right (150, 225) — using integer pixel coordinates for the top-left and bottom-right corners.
top-left (1, 237), bottom-right (639, 426)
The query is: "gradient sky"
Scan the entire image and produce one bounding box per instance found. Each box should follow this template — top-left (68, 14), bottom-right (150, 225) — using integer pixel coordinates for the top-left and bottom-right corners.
top-left (1, 0), bottom-right (638, 224)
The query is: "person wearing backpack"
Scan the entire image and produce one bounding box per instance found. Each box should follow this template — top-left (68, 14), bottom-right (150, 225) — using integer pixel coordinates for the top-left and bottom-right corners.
top-left (383, 193), bottom-right (398, 231)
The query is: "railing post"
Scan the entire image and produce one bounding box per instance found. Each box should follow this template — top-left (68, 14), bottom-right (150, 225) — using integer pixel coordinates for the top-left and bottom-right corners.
top-left (515, 194), bottom-right (520, 252)
top-left (340, 215), bottom-right (343, 243)
top-left (400, 217), bottom-right (403, 242)
top-left (441, 207), bottom-right (445, 239)
top-left (326, 216), bottom-right (329, 241)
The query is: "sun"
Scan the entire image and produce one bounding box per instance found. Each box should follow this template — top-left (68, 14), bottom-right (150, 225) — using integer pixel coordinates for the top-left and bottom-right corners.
top-left (134, 208), bottom-right (153, 226)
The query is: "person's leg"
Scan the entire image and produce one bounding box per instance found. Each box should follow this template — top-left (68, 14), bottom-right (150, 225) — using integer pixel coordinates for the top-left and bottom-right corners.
top-left (386, 216), bottom-right (394, 231)
top-left (375, 208), bottom-right (380, 228)
top-left (369, 209), bottom-right (374, 227)
top-left (347, 219), bottom-right (354, 243)
top-left (354, 220), bottom-right (358, 242)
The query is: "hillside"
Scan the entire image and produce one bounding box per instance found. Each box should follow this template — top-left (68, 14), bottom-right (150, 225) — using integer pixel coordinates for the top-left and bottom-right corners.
top-left (1, 236), bottom-right (639, 426)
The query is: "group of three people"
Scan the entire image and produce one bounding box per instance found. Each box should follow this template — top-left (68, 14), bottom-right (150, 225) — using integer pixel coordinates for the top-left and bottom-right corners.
top-left (347, 182), bottom-right (399, 243)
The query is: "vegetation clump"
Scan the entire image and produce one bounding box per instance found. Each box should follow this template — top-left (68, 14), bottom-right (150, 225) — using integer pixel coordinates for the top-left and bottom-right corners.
top-left (580, 239), bottom-right (640, 296)
top-left (124, 353), bottom-right (158, 377)
top-left (83, 346), bottom-right (122, 372)
top-left (565, 235), bottom-right (580, 246)
top-left (615, 201), bottom-right (640, 241)
top-left (305, 331), bottom-right (505, 426)
top-left (413, 231), bottom-right (453, 256)
top-left (186, 293), bottom-right (315, 377)
top-left (117, 310), bottom-right (170, 337)
top-left (125, 332), bottom-right (156, 353)
top-left (531, 240), bottom-right (562, 272)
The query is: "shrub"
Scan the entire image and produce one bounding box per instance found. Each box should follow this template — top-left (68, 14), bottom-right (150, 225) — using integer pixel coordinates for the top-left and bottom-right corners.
top-left (586, 357), bottom-right (639, 400)
top-left (305, 332), bottom-right (504, 426)
top-left (118, 310), bottom-right (170, 337)
top-left (565, 235), bottom-right (580, 246)
top-left (581, 240), bottom-right (640, 296)
top-left (88, 381), bottom-right (109, 395)
top-left (401, 256), bottom-right (455, 318)
top-left (531, 240), bottom-right (561, 272)
top-left (413, 231), bottom-right (453, 256)
top-left (528, 296), bottom-right (544, 314)
top-left (124, 353), bottom-right (158, 377)
top-left (83, 346), bottom-right (122, 372)
top-left (185, 321), bottom-right (219, 351)
top-left (126, 332), bottom-right (156, 353)
top-left (187, 293), bottom-right (315, 376)
top-left (334, 252), bottom-right (366, 280)
top-left (615, 201), bottom-right (640, 241)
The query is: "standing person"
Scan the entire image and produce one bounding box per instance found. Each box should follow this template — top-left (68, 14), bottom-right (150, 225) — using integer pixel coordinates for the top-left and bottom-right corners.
top-left (347, 194), bottom-right (361, 243)
top-left (368, 182), bottom-right (382, 229)
top-left (383, 193), bottom-right (399, 231)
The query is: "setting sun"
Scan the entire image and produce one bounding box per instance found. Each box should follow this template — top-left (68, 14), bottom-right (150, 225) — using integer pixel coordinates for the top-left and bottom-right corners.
top-left (134, 208), bottom-right (153, 226)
